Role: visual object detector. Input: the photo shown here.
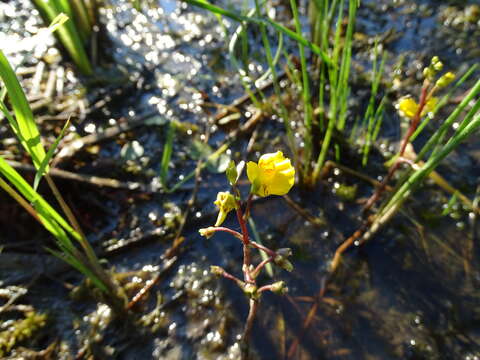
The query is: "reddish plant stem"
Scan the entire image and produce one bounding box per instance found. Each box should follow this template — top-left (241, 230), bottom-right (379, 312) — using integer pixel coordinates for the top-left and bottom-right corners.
top-left (250, 240), bottom-right (276, 257)
top-left (363, 83), bottom-right (430, 212)
top-left (244, 193), bottom-right (254, 220)
top-left (209, 226), bottom-right (244, 241)
top-left (242, 298), bottom-right (258, 343)
top-left (257, 284), bottom-right (276, 293)
top-left (219, 269), bottom-right (245, 287)
top-left (251, 256), bottom-right (274, 278)
top-left (235, 195), bottom-right (253, 283)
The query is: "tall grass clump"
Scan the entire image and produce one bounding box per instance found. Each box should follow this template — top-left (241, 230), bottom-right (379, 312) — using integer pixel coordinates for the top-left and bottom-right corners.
top-left (310, 0), bottom-right (358, 183)
top-left (31, 0), bottom-right (97, 75)
top-left (182, 0), bottom-right (363, 185)
top-left (0, 48), bottom-right (127, 310)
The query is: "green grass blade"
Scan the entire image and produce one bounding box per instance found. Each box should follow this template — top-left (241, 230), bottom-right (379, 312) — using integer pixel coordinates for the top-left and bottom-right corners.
top-left (34, 118), bottom-right (70, 191)
top-left (47, 247), bottom-right (108, 292)
top-left (0, 157), bottom-right (80, 241)
top-left (0, 50), bottom-right (47, 169)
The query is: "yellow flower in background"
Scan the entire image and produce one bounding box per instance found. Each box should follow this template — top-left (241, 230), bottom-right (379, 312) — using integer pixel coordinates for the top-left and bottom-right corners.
top-left (213, 191), bottom-right (237, 226)
top-left (246, 151), bottom-right (295, 197)
top-left (397, 97), bottom-right (437, 119)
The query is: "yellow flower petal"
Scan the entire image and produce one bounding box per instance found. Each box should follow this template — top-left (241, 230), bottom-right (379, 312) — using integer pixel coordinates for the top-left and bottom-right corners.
top-left (246, 161), bottom-right (259, 184)
top-left (398, 97), bottom-right (418, 119)
top-left (247, 151), bottom-right (295, 197)
top-left (397, 97), bottom-right (438, 119)
top-left (423, 97), bottom-right (437, 115)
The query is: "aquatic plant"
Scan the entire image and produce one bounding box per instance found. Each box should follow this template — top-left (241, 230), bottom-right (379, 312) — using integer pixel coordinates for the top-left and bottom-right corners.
top-left (183, 0), bottom-right (361, 185)
top-left (0, 48), bottom-right (127, 310)
top-left (199, 151), bottom-right (295, 353)
top-left (331, 57), bottom-right (480, 271)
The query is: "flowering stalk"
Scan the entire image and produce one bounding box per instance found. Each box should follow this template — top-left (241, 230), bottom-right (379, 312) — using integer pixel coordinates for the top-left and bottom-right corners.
top-left (199, 151), bottom-right (295, 353)
top-left (363, 57), bottom-right (455, 212)
top-left (363, 82), bottom-right (429, 211)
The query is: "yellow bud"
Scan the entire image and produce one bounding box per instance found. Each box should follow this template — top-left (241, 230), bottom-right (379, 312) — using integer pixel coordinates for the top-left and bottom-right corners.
top-left (210, 265), bottom-right (224, 276)
top-left (246, 151), bottom-right (295, 197)
top-left (270, 281), bottom-right (288, 294)
top-left (432, 59), bottom-right (443, 72)
top-left (436, 72), bottom-right (455, 88)
top-left (431, 56), bottom-right (440, 65)
top-left (424, 56), bottom-right (443, 79)
top-left (423, 67), bottom-right (434, 79)
top-left (213, 192), bottom-right (237, 226)
top-left (199, 227), bottom-right (216, 239)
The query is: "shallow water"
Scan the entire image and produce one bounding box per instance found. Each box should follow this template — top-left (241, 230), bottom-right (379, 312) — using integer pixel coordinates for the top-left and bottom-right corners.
top-left (1, 0), bottom-right (480, 359)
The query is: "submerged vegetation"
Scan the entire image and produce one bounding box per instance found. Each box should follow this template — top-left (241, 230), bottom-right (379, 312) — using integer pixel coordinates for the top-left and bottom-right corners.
top-left (0, 0), bottom-right (480, 358)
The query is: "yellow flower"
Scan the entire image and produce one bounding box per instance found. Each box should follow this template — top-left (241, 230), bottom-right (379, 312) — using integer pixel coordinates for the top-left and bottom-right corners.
top-left (246, 151), bottom-right (295, 197)
top-left (213, 192), bottom-right (237, 226)
top-left (397, 97), bottom-right (437, 119)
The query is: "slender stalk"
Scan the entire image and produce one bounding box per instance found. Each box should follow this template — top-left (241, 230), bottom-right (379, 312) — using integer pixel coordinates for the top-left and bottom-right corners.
top-left (0, 177), bottom-right (41, 223)
top-left (250, 240), bottom-right (276, 257)
top-left (208, 226), bottom-right (244, 241)
top-left (242, 299), bottom-right (259, 344)
top-left (45, 174), bottom-right (95, 261)
top-left (236, 205), bottom-right (253, 283)
top-left (45, 173), bottom-right (126, 309)
top-left (251, 256), bottom-right (274, 278)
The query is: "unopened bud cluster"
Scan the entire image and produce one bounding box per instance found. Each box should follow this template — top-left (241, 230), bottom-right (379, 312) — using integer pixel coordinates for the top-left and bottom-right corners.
top-left (398, 56), bottom-right (455, 120)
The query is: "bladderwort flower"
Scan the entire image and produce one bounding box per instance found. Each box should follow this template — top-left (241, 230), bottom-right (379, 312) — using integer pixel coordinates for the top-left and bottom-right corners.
top-left (397, 96), bottom-right (438, 119)
top-left (213, 191), bottom-right (238, 226)
top-left (246, 151), bottom-right (295, 197)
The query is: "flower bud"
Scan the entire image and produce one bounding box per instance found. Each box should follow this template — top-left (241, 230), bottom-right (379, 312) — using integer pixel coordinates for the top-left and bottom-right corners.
top-left (274, 253), bottom-right (294, 272)
top-left (225, 160), bottom-right (238, 186)
top-left (210, 265), bottom-right (224, 276)
top-left (270, 281), bottom-right (288, 295)
top-left (199, 227), bottom-right (216, 239)
top-left (436, 72), bottom-right (455, 88)
top-left (423, 56), bottom-right (443, 79)
top-left (431, 56), bottom-right (443, 71)
top-left (276, 248), bottom-right (293, 258)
